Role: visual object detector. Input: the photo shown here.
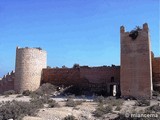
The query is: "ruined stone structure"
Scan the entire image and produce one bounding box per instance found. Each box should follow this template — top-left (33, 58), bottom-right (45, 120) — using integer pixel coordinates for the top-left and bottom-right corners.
top-left (0, 23), bottom-right (159, 99)
top-left (42, 66), bottom-right (120, 96)
top-left (14, 47), bottom-right (47, 92)
top-left (0, 71), bottom-right (15, 93)
top-left (120, 23), bottom-right (153, 99)
top-left (152, 52), bottom-right (160, 91)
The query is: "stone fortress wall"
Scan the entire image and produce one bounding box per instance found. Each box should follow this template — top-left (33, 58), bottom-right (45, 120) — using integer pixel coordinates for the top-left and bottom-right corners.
top-left (14, 47), bottom-right (47, 93)
top-left (0, 23), bottom-right (159, 99)
top-left (0, 71), bottom-right (15, 93)
top-left (152, 52), bottom-right (160, 91)
top-left (42, 65), bottom-right (120, 95)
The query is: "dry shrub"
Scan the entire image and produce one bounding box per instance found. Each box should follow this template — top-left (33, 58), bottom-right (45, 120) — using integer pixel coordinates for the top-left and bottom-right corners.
top-left (63, 115), bottom-right (77, 120)
top-left (93, 104), bottom-right (112, 117)
top-left (66, 99), bottom-right (83, 107)
top-left (135, 99), bottom-right (150, 106)
top-left (0, 100), bottom-right (43, 120)
top-left (3, 90), bottom-right (15, 95)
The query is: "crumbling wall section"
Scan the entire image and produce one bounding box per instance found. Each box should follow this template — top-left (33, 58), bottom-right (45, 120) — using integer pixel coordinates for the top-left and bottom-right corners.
top-left (42, 68), bottom-right (80, 86)
top-left (152, 54), bottom-right (160, 91)
top-left (0, 71), bottom-right (15, 94)
top-left (42, 66), bottom-right (120, 90)
top-left (120, 23), bottom-right (152, 99)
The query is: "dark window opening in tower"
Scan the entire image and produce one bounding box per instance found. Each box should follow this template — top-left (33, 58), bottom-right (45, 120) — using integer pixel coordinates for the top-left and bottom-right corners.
top-left (111, 77), bottom-right (114, 82)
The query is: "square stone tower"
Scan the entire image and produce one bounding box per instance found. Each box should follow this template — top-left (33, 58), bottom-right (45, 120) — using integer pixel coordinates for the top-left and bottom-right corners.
top-left (120, 23), bottom-right (152, 99)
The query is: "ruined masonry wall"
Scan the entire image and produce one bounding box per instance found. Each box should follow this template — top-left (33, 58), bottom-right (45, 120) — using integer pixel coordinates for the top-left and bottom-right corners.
top-left (0, 71), bottom-right (15, 93)
top-left (42, 66), bottom-right (120, 88)
top-left (15, 47), bottom-right (47, 92)
top-left (42, 68), bottom-right (80, 86)
top-left (152, 57), bottom-right (160, 84)
top-left (120, 23), bottom-right (152, 99)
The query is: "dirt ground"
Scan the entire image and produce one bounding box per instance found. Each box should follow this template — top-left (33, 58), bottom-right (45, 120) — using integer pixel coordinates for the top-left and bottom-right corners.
top-left (0, 95), bottom-right (159, 120)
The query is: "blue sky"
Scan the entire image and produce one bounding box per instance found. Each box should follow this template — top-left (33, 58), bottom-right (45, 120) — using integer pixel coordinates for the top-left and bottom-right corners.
top-left (0, 0), bottom-right (159, 77)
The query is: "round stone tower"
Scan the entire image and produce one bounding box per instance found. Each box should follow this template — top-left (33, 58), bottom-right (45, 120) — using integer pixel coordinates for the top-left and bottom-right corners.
top-left (14, 47), bottom-right (47, 93)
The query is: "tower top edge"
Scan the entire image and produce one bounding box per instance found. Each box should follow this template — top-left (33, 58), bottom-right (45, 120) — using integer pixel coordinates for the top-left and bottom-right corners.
top-left (16, 46), bottom-right (47, 52)
top-left (120, 23), bottom-right (149, 33)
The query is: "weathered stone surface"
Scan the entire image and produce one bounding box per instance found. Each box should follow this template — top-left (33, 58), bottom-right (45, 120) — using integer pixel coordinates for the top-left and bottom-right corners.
top-left (120, 23), bottom-right (152, 99)
top-left (42, 66), bottom-right (120, 94)
top-left (152, 52), bottom-right (160, 90)
top-left (0, 24), bottom-right (159, 98)
top-left (14, 47), bottom-right (47, 93)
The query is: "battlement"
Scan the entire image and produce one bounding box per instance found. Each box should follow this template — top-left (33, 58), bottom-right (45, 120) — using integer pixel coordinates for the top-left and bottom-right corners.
top-left (17, 46), bottom-right (46, 51)
top-left (0, 24), bottom-right (159, 98)
top-left (0, 70), bottom-right (15, 93)
top-left (120, 23), bottom-right (152, 99)
top-left (120, 23), bottom-right (148, 33)
top-left (42, 65), bottom-right (120, 86)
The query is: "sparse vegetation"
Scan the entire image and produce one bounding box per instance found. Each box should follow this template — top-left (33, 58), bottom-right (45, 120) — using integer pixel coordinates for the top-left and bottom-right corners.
top-left (67, 94), bottom-right (76, 99)
top-left (29, 83), bottom-right (57, 99)
top-left (48, 99), bottom-right (60, 108)
top-left (115, 106), bottom-right (121, 111)
top-left (135, 99), bottom-right (150, 106)
top-left (114, 114), bottom-right (131, 120)
top-left (93, 96), bottom-right (124, 118)
top-left (93, 96), bottom-right (105, 103)
top-left (93, 104), bottom-right (112, 117)
top-left (64, 86), bottom-right (82, 95)
top-left (36, 83), bottom-right (57, 95)
top-left (0, 100), bottom-right (43, 120)
top-left (104, 98), bottom-right (124, 107)
top-left (66, 99), bottom-right (83, 107)
top-left (36, 47), bottom-right (42, 50)
top-left (3, 90), bottom-right (16, 95)
top-left (63, 115), bottom-right (77, 120)
top-left (145, 104), bottom-right (160, 113)
top-left (16, 94), bottom-right (23, 98)
top-left (30, 92), bottom-right (59, 108)
top-left (94, 96), bottom-right (124, 107)
top-left (73, 63), bottom-right (80, 68)
top-left (47, 66), bottom-right (51, 68)
top-left (22, 90), bottom-right (31, 96)
top-left (153, 91), bottom-right (160, 97)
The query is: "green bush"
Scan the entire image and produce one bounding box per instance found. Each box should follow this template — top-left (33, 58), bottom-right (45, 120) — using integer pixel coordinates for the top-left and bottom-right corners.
top-left (63, 115), bottom-right (77, 120)
top-left (0, 100), bottom-right (43, 120)
top-left (93, 104), bottom-right (112, 117)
